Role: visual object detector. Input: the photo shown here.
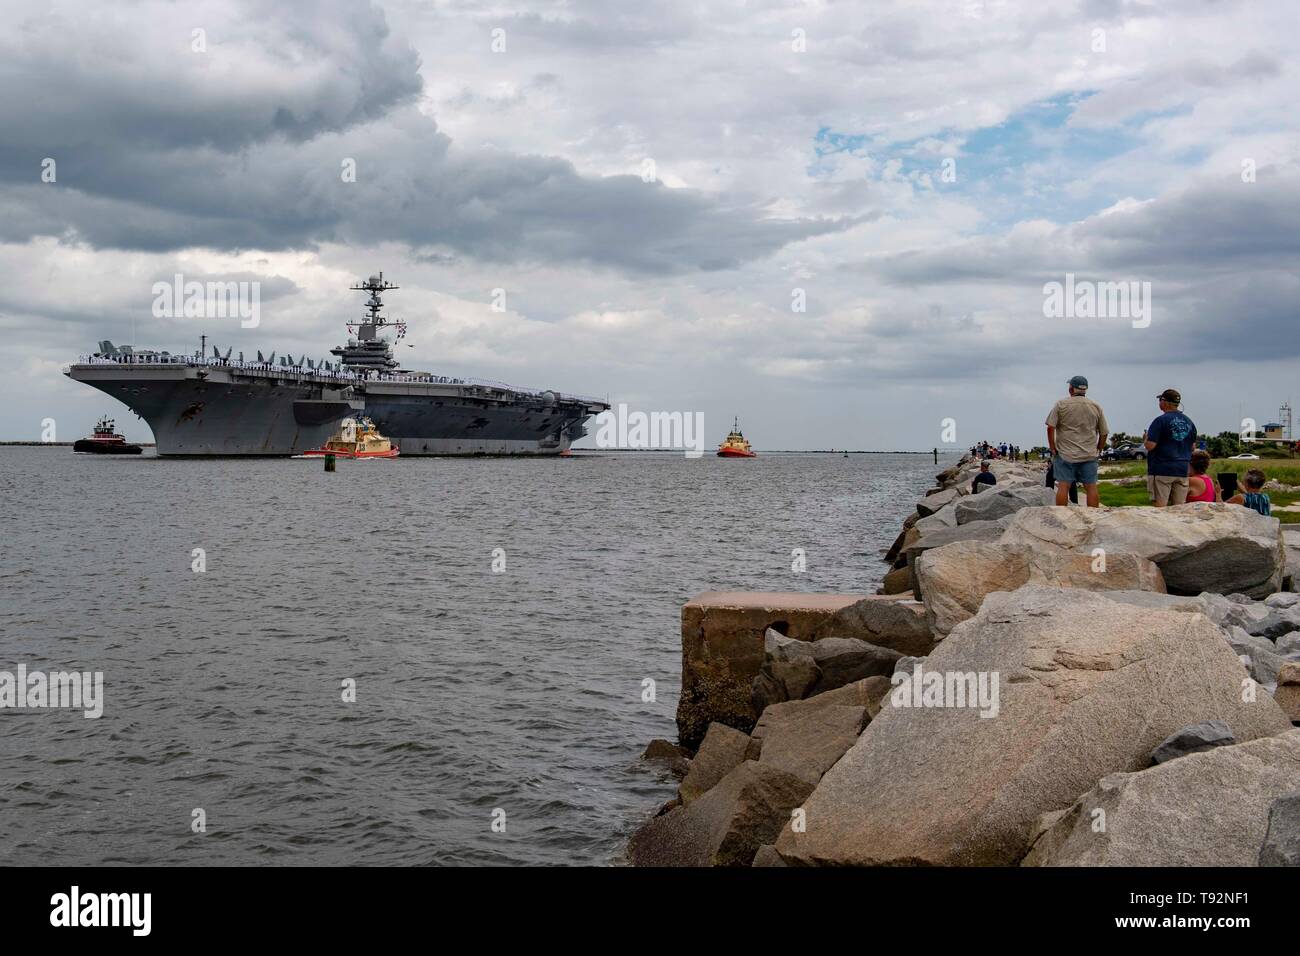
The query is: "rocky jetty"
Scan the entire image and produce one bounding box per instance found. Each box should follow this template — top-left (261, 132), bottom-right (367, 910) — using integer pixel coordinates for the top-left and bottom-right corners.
top-left (630, 454), bottom-right (1300, 866)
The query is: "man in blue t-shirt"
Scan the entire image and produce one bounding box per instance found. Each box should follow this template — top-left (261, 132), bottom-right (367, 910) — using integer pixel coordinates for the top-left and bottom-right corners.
top-left (1144, 388), bottom-right (1197, 507)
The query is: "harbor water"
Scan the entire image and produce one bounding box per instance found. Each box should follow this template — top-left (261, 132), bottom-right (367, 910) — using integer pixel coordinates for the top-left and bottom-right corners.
top-left (0, 447), bottom-right (947, 865)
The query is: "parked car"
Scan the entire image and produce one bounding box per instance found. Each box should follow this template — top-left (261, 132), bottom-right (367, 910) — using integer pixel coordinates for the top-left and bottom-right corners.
top-left (1229, 453), bottom-right (1260, 460)
top-left (1103, 443), bottom-right (1147, 461)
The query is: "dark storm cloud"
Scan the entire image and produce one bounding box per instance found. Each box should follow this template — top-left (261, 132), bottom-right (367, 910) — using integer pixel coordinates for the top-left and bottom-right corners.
top-left (0, 0), bottom-right (841, 273)
top-left (0, 0), bottom-right (423, 153)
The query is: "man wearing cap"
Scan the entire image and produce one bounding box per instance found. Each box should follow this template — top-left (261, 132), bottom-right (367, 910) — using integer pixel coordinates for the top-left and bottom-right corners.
top-left (1144, 389), bottom-right (1197, 507)
top-left (1045, 375), bottom-right (1108, 507)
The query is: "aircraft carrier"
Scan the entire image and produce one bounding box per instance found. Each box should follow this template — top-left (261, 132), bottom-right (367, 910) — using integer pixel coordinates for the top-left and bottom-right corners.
top-left (64, 274), bottom-right (609, 456)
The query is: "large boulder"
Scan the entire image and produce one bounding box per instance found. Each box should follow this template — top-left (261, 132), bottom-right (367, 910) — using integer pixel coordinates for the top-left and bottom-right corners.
top-left (952, 486), bottom-right (1056, 525)
top-left (915, 540), bottom-right (1165, 637)
top-left (807, 637), bottom-right (901, 693)
top-left (757, 704), bottom-right (868, 784)
top-left (678, 722), bottom-right (750, 805)
top-left (827, 597), bottom-right (933, 656)
top-left (915, 508), bottom-right (958, 534)
top-left (627, 761), bottom-right (813, 867)
top-left (916, 487), bottom-right (961, 517)
top-left (903, 517), bottom-right (1011, 564)
top-left (1259, 792), bottom-right (1300, 866)
top-left (750, 675), bottom-right (890, 754)
top-left (1023, 731), bottom-right (1300, 866)
top-left (1000, 503), bottom-right (1285, 598)
top-left (774, 586), bottom-right (1291, 866)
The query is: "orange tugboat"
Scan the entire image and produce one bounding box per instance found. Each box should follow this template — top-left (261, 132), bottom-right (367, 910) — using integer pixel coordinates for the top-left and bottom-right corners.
top-left (717, 417), bottom-right (756, 458)
top-left (73, 416), bottom-right (142, 455)
top-left (302, 417), bottom-right (399, 459)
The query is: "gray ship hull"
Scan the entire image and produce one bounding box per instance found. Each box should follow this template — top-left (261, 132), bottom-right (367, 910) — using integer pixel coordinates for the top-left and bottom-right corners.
top-left (65, 360), bottom-right (603, 456)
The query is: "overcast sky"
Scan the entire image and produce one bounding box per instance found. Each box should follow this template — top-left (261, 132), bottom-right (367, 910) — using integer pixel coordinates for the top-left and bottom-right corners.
top-left (3, 0), bottom-right (1297, 448)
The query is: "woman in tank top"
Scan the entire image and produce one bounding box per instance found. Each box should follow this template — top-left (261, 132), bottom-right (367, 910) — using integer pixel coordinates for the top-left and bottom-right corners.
top-left (1185, 449), bottom-right (1218, 503)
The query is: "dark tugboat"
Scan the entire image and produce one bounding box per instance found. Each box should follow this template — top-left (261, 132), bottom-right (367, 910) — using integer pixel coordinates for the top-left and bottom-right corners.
top-left (73, 416), bottom-right (142, 455)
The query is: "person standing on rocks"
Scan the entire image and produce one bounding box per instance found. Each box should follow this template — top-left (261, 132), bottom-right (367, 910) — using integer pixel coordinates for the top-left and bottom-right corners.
top-left (971, 460), bottom-right (996, 494)
top-left (1045, 375), bottom-right (1108, 507)
top-left (1144, 388), bottom-right (1197, 507)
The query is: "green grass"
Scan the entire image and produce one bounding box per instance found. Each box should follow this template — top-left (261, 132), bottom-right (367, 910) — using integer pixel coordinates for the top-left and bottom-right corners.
top-left (1098, 458), bottom-right (1300, 484)
top-left (1094, 462), bottom-right (1300, 523)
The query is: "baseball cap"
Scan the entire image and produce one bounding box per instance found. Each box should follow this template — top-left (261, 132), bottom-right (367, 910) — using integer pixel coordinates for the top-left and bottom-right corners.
top-left (1068, 375), bottom-right (1089, 390)
top-left (1157, 388), bottom-right (1181, 405)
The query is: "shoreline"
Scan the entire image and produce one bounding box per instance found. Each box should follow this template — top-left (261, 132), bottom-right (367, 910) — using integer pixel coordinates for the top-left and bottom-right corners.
top-left (628, 453), bottom-right (1300, 866)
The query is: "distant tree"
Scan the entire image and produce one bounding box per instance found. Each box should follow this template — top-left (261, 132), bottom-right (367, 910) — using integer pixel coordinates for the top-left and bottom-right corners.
top-left (1206, 431), bottom-right (1245, 458)
top-left (1109, 432), bottom-right (1138, 448)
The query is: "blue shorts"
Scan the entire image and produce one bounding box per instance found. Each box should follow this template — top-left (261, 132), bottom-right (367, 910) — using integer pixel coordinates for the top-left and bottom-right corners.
top-left (1053, 455), bottom-right (1098, 484)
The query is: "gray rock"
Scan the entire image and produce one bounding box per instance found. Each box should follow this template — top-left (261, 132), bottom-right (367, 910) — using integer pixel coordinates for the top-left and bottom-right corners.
top-left (1198, 592), bottom-right (1272, 630)
top-left (751, 676), bottom-right (891, 754)
top-left (878, 564), bottom-right (912, 594)
top-left (643, 738), bottom-right (692, 778)
top-left (916, 539), bottom-right (1165, 637)
top-left (1150, 720), bottom-right (1236, 765)
top-left (628, 761), bottom-right (814, 867)
top-left (775, 586), bottom-right (1292, 867)
top-left (951, 486), bottom-right (1055, 525)
top-left (1277, 632), bottom-right (1300, 656)
top-left (916, 487), bottom-right (960, 517)
top-left (1000, 504), bottom-right (1285, 598)
top-left (1259, 791), bottom-right (1300, 866)
top-left (765, 627), bottom-right (814, 662)
top-left (1265, 592), bottom-right (1300, 609)
top-left (679, 722), bottom-right (751, 805)
top-left (893, 655), bottom-right (923, 676)
top-left (903, 517), bottom-right (1009, 565)
top-left (750, 670), bottom-right (783, 718)
top-left (1245, 607), bottom-right (1300, 640)
top-left (758, 703), bottom-right (868, 784)
top-left (1096, 590), bottom-right (1207, 612)
top-left (915, 508), bottom-right (958, 534)
top-left (827, 597), bottom-right (934, 657)
top-left (807, 637), bottom-right (901, 694)
top-left (1225, 626), bottom-right (1287, 688)
top-left (751, 844), bottom-right (789, 867)
top-left (773, 657), bottom-right (820, 696)
top-left (750, 656), bottom-right (821, 717)
top-left (1024, 731), bottom-right (1300, 866)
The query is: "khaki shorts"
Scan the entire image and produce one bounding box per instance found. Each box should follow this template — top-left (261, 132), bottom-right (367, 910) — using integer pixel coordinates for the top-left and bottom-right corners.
top-left (1147, 475), bottom-right (1189, 505)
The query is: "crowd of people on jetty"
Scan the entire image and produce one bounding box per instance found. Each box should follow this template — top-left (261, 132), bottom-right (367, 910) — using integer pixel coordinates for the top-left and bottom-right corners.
top-left (971, 375), bottom-right (1273, 517)
top-left (969, 440), bottom-right (1022, 461)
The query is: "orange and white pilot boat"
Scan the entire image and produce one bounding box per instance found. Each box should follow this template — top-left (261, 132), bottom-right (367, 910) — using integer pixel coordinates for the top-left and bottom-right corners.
top-left (717, 417), bottom-right (756, 458)
top-left (303, 417), bottom-right (399, 459)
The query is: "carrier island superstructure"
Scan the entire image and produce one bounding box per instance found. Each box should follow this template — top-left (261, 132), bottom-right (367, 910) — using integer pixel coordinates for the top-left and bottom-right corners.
top-left (64, 273), bottom-right (608, 456)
